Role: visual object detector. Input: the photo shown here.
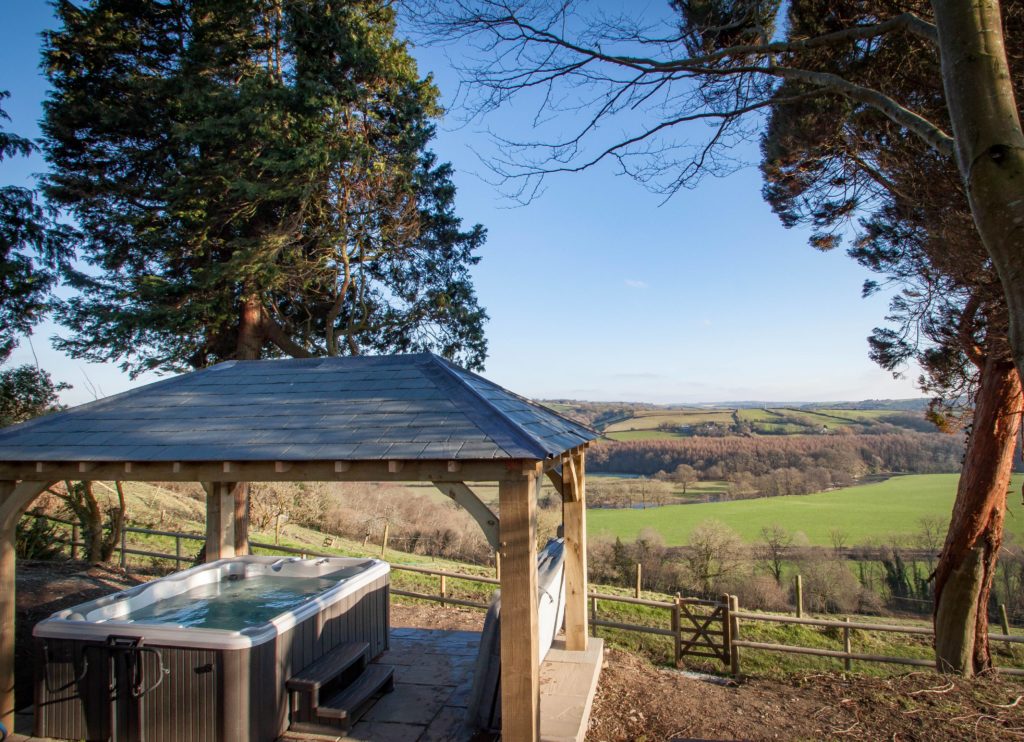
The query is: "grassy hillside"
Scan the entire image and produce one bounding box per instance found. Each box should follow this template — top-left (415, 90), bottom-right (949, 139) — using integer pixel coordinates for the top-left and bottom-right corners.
top-left (602, 404), bottom-right (933, 440)
top-left (587, 473), bottom-right (1024, 546)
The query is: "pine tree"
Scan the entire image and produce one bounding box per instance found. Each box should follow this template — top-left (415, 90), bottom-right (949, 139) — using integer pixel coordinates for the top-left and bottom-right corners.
top-left (760, 0), bottom-right (1023, 674)
top-left (43, 0), bottom-right (487, 376)
top-left (0, 91), bottom-right (70, 363)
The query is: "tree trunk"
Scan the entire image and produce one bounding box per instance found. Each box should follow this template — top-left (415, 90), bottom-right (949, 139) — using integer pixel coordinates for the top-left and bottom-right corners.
top-left (933, 0), bottom-right (1024, 383)
top-left (237, 293), bottom-right (264, 360)
top-left (230, 295), bottom-right (264, 559)
top-left (933, 357), bottom-right (1023, 675)
top-left (98, 481), bottom-right (127, 562)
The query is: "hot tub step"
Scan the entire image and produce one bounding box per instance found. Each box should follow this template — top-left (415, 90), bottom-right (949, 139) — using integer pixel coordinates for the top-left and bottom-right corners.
top-left (317, 664), bottom-right (395, 723)
top-left (287, 641), bottom-right (370, 694)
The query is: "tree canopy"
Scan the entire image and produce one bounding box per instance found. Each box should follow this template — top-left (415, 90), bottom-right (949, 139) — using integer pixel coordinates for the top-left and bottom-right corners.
top-left (758, 0), bottom-right (1023, 673)
top-left (0, 91), bottom-right (70, 364)
top-left (43, 0), bottom-right (488, 375)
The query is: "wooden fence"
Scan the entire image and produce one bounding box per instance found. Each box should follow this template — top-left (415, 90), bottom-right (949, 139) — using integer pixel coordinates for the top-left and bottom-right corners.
top-left (23, 514), bottom-right (1024, 678)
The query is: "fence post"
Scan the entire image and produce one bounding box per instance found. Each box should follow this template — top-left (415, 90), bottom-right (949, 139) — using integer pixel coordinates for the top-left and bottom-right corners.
top-left (635, 563), bottom-right (642, 599)
top-left (721, 593), bottom-right (732, 668)
top-left (71, 524), bottom-right (79, 561)
top-left (729, 595), bottom-right (741, 677)
top-left (843, 618), bottom-right (852, 672)
top-left (1001, 603), bottom-right (1013, 653)
top-left (590, 596), bottom-right (598, 638)
top-left (440, 574), bottom-right (447, 607)
top-left (175, 536), bottom-right (183, 571)
top-left (495, 551), bottom-right (501, 581)
top-left (672, 595), bottom-right (682, 666)
top-left (795, 574), bottom-right (804, 618)
top-left (381, 522), bottom-right (390, 558)
top-left (119, 526), bottom-right (127, 569)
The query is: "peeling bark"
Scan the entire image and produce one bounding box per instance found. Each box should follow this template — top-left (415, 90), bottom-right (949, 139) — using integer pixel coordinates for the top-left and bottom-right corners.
top-left (933, 357), bottom-right (1022, 675)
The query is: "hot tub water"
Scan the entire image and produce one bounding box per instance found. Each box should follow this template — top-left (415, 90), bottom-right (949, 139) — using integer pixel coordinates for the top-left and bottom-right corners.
top-left (120, 575), bottom-right (340, 629)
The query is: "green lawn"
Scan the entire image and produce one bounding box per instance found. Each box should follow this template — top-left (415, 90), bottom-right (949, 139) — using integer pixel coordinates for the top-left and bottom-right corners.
top-left (587, 473), bottom-right (1024, 546)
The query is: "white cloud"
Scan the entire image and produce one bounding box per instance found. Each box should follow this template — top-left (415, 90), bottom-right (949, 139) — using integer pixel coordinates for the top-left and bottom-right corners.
top-left (624, 279), bottom-right (648, 289)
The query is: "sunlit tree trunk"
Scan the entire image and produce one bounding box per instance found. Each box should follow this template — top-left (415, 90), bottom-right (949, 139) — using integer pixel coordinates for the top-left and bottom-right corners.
top-left (934, 357), bottom-right (1022, 674)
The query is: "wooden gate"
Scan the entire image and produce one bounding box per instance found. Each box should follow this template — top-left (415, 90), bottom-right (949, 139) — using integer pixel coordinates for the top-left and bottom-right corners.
top-left (674, 596), bottom-right (730, 666)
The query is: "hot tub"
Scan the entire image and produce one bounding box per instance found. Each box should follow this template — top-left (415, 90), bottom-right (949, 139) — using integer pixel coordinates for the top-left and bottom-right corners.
top-left (33, 556), bottom-right (390, 742)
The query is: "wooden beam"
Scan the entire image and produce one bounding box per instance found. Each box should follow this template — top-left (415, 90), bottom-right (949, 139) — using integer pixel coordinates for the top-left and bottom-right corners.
top-left (0, 480), bottom-right (53, 731)
top-left (387, 460), bottom-right (403, 473)
top-left (499, 473), bottom-right (540, 742)
top-left (432, 482), bottom-right (500, 549)
top-left (0, 459), bottom-right (542, 483)
top-left (447, 460), bottom-right (461, 473)
top-left (274, 461), bottom-right (292, 473)
top-left (77, 462), bottom-right (97, 474)
top-left (545, 468), bottom-right (563, 493)
top-left (563, 449), bottom-right (589, 651)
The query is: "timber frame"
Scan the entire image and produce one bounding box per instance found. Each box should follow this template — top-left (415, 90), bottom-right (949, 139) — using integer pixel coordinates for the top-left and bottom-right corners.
top-left (0, 445), bottom-right (591, 742)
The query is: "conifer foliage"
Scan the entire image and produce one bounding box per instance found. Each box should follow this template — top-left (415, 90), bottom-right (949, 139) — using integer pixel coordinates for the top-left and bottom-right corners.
top-left (42, 0), bottom-right (487, 375)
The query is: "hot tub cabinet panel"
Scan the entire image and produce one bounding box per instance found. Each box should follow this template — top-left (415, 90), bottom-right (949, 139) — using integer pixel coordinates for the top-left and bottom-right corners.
top-left (34, 558), bottom-right (389, 742)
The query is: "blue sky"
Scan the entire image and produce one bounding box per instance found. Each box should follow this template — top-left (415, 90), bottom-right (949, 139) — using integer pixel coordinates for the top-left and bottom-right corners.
top-left (1, 1), bottom-right (923, 406)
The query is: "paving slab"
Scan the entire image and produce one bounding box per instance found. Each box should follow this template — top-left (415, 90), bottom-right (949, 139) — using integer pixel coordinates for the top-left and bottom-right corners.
top-left (362, 682), bottom-right (452, 726)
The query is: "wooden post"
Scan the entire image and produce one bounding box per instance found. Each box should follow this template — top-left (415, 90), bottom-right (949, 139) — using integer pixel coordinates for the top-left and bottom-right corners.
top-left (498, 471), bottom-right (540, 742)
top-left (440, 574), bottom-right (447, 606)
top-left (672, 596), bottom-right (683, 666)
top-left (70, 523), bottom-right (79, 560)
top-left (0, 480), bottom-right (50, 732)
top-left (591, 596), bottom-right (598, 637)
top-left (495, 550), bottom-right (501, 581)
top-left (233, 482), bottom-right (250, 556)
top-left (275, 513), bottom-right (282, 545)
top-left (119, 525), bottom-right (127, 568)
top-left (174, 535), bottom-right (183, 571)
top-left (381, 522), bottom-right (390, 558)
top-left (795, 574), bottom-right (804, 618)
top-left (635, 562), bottom-right (642, 598)
top-left (721, 593), bottom-right (732, 668)
top-left (203, 482), bottom-right (236, 562)
top-left (1000, 604), bottom-right (1013, 653)
top-left (562, 448), bottom-right (589, 651)
top-left (843, 618), bottom-right (852, 671)
top-left (729, 594), bottom-right (741, 677)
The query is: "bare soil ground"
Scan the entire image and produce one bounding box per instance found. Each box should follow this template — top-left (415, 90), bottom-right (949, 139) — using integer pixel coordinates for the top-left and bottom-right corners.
top-left (15, 564), bottom-right (1024, 741)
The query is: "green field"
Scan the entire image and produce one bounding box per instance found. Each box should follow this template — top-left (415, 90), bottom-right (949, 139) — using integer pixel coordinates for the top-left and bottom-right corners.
top-left (604, 408), bottom-right (734, 432)
top-left (587, 473), bottom-right (1024, 546)
top-left (600, 405), bottom-right (921, 440)
top-left (605, 429), bottom-right (687, 441)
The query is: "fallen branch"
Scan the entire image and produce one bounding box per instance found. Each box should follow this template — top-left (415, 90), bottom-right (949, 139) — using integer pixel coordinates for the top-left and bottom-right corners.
top-left (909, 681), bottom-right (955, 695)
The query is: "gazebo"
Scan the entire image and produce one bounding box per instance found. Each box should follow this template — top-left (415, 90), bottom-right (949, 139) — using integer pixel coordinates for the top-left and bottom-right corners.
top-left (0, 353), bottom-right (599, 741)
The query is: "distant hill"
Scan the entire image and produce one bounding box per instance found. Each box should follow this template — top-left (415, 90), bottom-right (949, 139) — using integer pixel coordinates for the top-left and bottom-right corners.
top-left (537, 398), bottom-right (938, 438)
top-left (802, 399), bottom-right (931, 412)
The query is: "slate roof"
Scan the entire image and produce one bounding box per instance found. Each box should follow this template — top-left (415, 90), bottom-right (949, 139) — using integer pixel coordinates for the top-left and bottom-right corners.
top-left (0, 353), bottom-right (597, 463)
